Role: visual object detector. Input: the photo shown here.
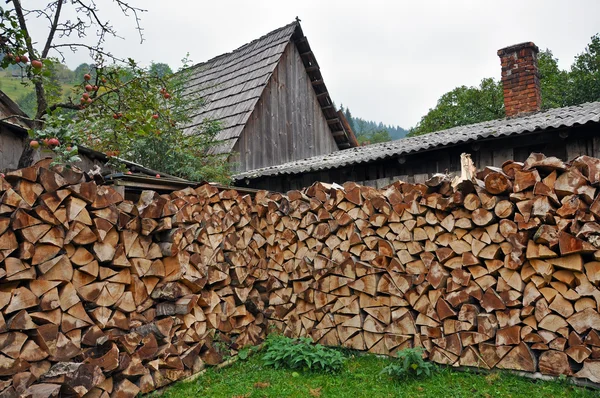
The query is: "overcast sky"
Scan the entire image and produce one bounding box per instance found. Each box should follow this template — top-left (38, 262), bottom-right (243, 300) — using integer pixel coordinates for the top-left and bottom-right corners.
top-left (26, 0), bottom-right (600, 128)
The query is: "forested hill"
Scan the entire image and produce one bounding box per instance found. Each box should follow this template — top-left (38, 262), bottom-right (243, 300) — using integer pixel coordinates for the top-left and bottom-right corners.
top-left (340, 105), bottom-right (408, 144)
top-left (0, 59), bottom-right (173, 117)
top-left (353, 118), bottom-right (408, 140)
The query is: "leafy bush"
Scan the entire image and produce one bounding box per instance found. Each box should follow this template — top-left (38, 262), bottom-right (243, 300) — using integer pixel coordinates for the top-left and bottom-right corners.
top-left (237, 345), bottom-right (260, 361)
top-left (380, 347), bottom-right (436, 379)
top-left (30, 56), bottom-right (232, 183)
top-left (262, 334), bottom-right (345, 372)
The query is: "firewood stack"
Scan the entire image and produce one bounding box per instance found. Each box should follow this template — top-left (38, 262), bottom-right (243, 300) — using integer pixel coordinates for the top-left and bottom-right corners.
top-left (266, 153), bottom-right (600, 382)
top-left (0, 152), bottom-right (600, 397)
top-left (0, 160), bottom-right (267, 397)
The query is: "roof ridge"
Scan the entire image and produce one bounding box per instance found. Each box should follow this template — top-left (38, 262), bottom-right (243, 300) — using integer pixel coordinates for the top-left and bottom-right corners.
top-left (190, 20), bottom-right (298, 70)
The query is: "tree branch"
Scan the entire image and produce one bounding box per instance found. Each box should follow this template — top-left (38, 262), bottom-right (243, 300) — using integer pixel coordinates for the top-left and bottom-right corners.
top-left (10, 0), bottom-right (48, 121)
top-left (72, 0), bottom-right (115, 44)
top-left (10, 1), bottom-right (36, 58)
top-left (46, 102), bottom-right (81, 113)
top-left (44, 74), bottom-right (144, 115)
top-left (42, 0), bottom-right (63, 58)
top-left (115, 0), bottom-right (146, 44)
top-left (51, 43), bottom-right (126, 63)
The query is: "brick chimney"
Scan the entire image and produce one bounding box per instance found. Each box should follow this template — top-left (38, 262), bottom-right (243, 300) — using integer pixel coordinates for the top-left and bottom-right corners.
top-left (497, 42), bottom-right (541, 117)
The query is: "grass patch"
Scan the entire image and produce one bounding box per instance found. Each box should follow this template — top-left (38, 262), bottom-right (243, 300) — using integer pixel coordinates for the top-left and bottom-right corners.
top-left (158, 353), bottom-right (595, 398)
top-left (0, 70), bottom-right (75, 108)
top-left (0, 72), bottom-right (33, 101)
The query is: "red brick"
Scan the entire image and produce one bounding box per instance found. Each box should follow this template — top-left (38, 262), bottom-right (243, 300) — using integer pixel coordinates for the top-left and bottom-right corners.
top-left (498, 42), bottom-right (541, 117)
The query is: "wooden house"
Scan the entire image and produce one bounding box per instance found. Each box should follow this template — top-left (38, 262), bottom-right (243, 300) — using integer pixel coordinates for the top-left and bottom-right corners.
top-left (0, 91), bottom-right (33, 171)
top-left (182, 20), bottom-right (357, 173)
top-left (233, 42), bottom-right (600, 192)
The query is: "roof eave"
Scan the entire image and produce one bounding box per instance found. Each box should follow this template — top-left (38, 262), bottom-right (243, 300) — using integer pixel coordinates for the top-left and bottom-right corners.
top-left (290, 23), bottom-right (357, 150)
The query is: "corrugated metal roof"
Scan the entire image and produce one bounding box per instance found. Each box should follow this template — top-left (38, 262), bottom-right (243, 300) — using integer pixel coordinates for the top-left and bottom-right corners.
top-left (233, 101), bottom-right (600, 180)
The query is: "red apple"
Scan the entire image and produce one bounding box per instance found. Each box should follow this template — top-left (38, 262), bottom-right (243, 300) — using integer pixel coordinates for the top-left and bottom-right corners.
top-left (31, 60), bottom-right (43, 69)
top-left (152, 114), bottom-right (159, 119)
top-left (82, 93), bottom-right (90, 100)
top-left (20, 55), bottom-right (28, 63)
top-left (86, 98), bottom-right (92, 104)
top-left (14, 56), bottom-right (20, 63)
top-left (163, 93), bottom-right (171, 99)
top-left (29, 140), bottom-right (40, 149)
top-left (48, 138), bottom-right (60, 147)
top-left (155, 174), bottom-right (160, 178)
top-left (84, 73), bottom-right (91, 81)
top-left (0, 173), bottom-right (4, 178)
top-left (42, 138), bottom-right (49, 147)
top-left (126, 171), bottom-right (132, 175)
top-left (85, 84), bottom-right (93, 92)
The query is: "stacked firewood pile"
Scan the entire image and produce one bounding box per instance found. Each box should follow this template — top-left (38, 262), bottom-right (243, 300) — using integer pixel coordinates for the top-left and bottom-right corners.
top-left (267, 153), bottom-right (600, 382)
top-left (0, 153), bottom-right (600, 397)
top-left (0, 161), bottom-right (266, 397)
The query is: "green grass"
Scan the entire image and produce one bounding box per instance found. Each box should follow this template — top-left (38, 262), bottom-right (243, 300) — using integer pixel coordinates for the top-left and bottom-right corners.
top-left (0, 71), bottom-right (33, 101)
top-left (0, 70), bottom-right (75, 108)
top-left (158, 353), bottom-right (595, 398)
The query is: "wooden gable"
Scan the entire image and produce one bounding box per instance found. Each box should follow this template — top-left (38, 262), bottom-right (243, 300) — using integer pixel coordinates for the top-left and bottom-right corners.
top-left (232, 41), bottom-right (339, 172)
top-left (182, 21), bottom-right (357, 173)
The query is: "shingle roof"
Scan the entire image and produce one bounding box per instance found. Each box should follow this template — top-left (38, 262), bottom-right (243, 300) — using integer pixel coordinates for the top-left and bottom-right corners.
top-left (181, 21), bottom-right (356, 155)
top-left (0, 90), bottom-right (31, 132)
top-left (233, 101), bottom-right (600, 181)
top-left (182, 22), bottom-right (298, 155)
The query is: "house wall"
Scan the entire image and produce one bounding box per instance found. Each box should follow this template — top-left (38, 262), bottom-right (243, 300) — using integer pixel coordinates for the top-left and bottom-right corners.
top-left (0, 125), bottom-right (26, 171)
top-left (232, 42), bottom-right (339, 172)
top-left (236, 123), bottom-right (600, 192)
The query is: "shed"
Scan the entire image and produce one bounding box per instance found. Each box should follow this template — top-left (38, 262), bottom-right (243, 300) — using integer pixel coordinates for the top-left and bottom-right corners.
top-left (233, 102), bottom-right (600, 191)
top-left (232, 41), bottom-right (600, 192)
top-left (0, 90), bottom-right (33, 171)
top-left (182, 20), bottom-right (357, 173)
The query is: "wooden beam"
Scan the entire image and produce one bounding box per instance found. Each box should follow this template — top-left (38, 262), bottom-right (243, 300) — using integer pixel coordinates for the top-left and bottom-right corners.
top-left (337, 110), bottom-right (359, 148)
top-left (338, 143), bottom-right (352, 149)
top-left (305, 65), bottom-right (319, 73)
top-left (295, 36), bottom-right (308, 45)
top-left (300, 51), bottom-right (314, 57)
top-left (332, 130), bottom-right (347, 138)
top-left (316, 92), bottom-right (329, 98)
top-left (311, 79), bottom-right (324, 86)
top-left (327, 118), bottom-right (340, 125)
top-left (321, 105), bottom-right (334, 110)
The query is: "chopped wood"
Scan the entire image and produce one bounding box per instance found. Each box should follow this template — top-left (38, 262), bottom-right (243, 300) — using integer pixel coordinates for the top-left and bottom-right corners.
top-left (0, 155), bottom-right (598, 391)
